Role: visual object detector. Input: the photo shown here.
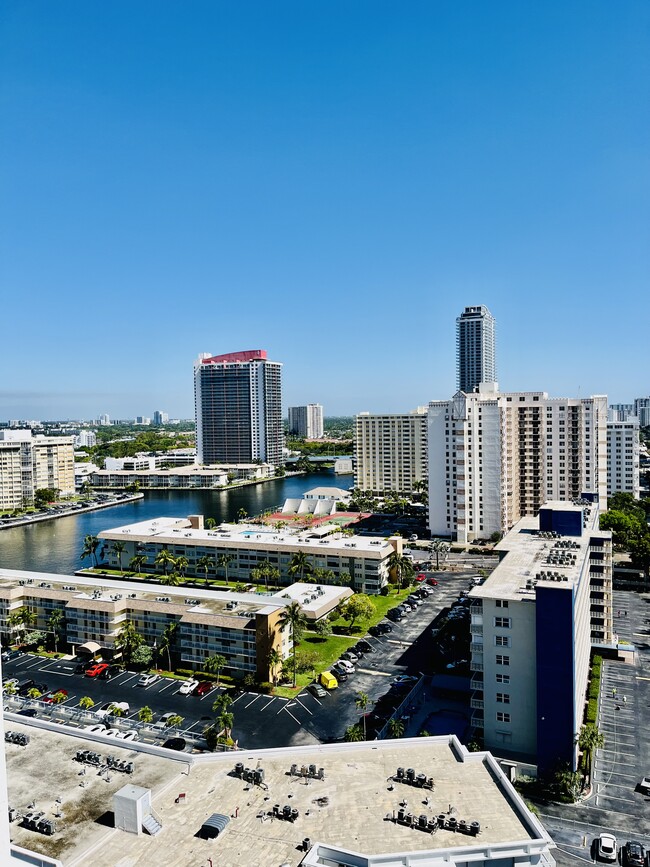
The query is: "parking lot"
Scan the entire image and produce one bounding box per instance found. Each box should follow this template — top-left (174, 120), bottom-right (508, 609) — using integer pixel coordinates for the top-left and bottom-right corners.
top-left (2, 571), bottom-right (475, 749)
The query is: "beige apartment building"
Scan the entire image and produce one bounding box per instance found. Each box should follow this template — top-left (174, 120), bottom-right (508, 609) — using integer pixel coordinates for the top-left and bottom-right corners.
top-left (354, 408), bottom-right (428, 494)
top-left (0, 430), bottom-right (75, 510)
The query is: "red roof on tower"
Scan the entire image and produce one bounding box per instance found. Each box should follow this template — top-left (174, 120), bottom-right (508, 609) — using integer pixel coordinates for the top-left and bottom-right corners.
top-left (202, 349), bottom-right (268, 364)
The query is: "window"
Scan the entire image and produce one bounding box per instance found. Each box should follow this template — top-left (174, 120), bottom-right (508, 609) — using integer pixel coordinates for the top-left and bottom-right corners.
top-left (496, 711), bottom-right (511, 723)
top-left (494, 617), bottom-right (511, 628)
top-left (495, 635), bottom-right (510, 647)
top-left (495, 600), bottom-right (508, 608)
top-left (496, 654), bottom-right (510, 666)
top-left (496, 673), bottom-right (510, 684)
top-left (496, 692), bottom-right (510, 704)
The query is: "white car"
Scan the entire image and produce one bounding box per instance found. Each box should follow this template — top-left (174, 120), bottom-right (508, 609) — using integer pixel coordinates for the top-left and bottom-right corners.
top-left (640, 776), bottom-right (650, 794)
top-left (95, 701), bottom-right (130, 719)
top-left (82, 723), bottom-right (108, 733)
top-left (137, 673), bottom-right (159, 687)
top-left (595, 833), bottom-right (617, 862)
top-left (103, 728), bottom-right (121, 738)
top-left (336, 659), bottom-right (355, 673)
top-left (114, 729), bottom-right (139, 742)
top-left (179, 679), bottom-right (199, 695)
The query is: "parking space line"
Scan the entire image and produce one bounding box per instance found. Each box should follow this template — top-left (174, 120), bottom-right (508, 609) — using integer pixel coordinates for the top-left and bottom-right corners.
top-left (156, 680), bottom-right (176, 694)
top-left (292, 697), bottom-right (313, 715)
top-left (121, 673), bottom-right (140, 686)
top-left (245, 694), bottom-right (261, 709)
top-left (598, 749), bottom-right (636, 760)
top-left (282, 706), bottom-right (301, 725)
top-left (259, 698), bottom-right (277, 712)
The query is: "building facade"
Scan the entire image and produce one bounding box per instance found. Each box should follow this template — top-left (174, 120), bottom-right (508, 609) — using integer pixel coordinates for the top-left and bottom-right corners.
top-left (634, 397), bottom-right (650, 428)
top-left (91, 463), bottom-right (274, 490)
top-left (194, 350), bottom-right (283, 467)
top-left (456, 305), bottom-right (497, 393)
top-left (469, 501), bottom-right (613, 773)
top-left (607, 420), bottom-right (640, 498)
top-left (354, 408), bottom-right (428, 494)
top-left (287, 404), bottom-right (324, 439)
top-left (0, 430), bottom-right (75, 510)
top-left (608, 403), bottom-right (634, 422)
top-left (428, 387), bottom-right (608, 543)
top-left (152, 410), bottom-right (168, 425)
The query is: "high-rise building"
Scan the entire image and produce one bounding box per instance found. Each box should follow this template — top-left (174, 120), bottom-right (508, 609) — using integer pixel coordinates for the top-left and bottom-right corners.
top-left (74, 430), bottom-right (97, 448)
top-left (152, 410), bottom-right (168, 425)
top-left (428, 386), bottom-right (608, 542)
top-left (354, 409), bottom-right (428, 494)
top-left (98, 414), bottom-right (111, 426)
top-left (0, 430), bottom-right (75, 510)
top-left (456, 305), bottom-right (497, 393)
top-left (287, 404), bottom-right (324, 439)
top-left (194, 350), bottom-right (283, 467)
top-left (607, 420), bottom-right (640, 498)
top-left (469, 500), bottom-right (612, 773)
top-left (135, 416), bottom-right (151, 426)
top-left (608, 403), bottom-right (634, 422)
top-left (634, 397), bottom-right (650, 428)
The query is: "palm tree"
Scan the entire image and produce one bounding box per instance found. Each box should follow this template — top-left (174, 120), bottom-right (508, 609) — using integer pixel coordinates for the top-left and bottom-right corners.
top-left (26, 687), bottom-right (43, 700)
top-left (217, 553), bottom-right (235, 587)
top-left (266, 566), bottom-right (280, 591)
top-left (165, 714), bottom-right (184, 729)
top-left (115, 620), bottom-right (144, 665)
top-left (49, 690), bottom-right (67, 705)
top-left (159, 571), bottom-right (181, 587)
top-left (205, 517), bottom-right (217, 529)
top-left (111, 541), bottom-right (126, 573)
top-left (48, 608), bottom-right (65, 653)
top-left (8, 606), bottom-right (36, 644)
top-left (268, 647), bottom-right (283, 685)
top-left (288, 551), bottom-right (313, 583)
top-left (387, 551), bottom-right (415, 589)
top-left (158, 622), bottom-right (178, 671)
top-left (80, 534), bottom-right (101, 568)
top-left (175, 555), bottom-right (189, 578)
top-left (204, 653), bottom-right (227, 685)
top-left (218, 710), bottom-right (234, 739)
top-left (388, 717), bottom-right (405, 739)
top-left (138, 705), bottom-right (154, 724)
top-left (431, 539), bottom-right (450, 570)
top-left (576, 724), bottom-right (605, 778)
top-left (196, 555), bottom-right (213, 586)
top-left (344, 723), bottom-right (364, 742)
top-left (236, 508), bottom-right (248, 523)
top-left (129, 553), bottom-right (147, 576)
top-left (278, 602), bottom-right (306, 686)
top-left (79, 696), bottom-right (95, 711)
top-left (154, 548), bottom-right (176, 575)
top-left (356, 692), bottom-right (370, 740)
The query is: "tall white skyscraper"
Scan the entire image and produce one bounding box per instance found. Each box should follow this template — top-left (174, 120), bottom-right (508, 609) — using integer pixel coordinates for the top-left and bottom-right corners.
top-left (428, 386), bottom-right (608, 543)
top-left (607, 420), bottom-right (640, 498)
top-left (456, 305), bottom-right (497, 393)
top-left (194, 350), bottom-right (283, 467)
top-left (287, 404), bottom-right (324, 439)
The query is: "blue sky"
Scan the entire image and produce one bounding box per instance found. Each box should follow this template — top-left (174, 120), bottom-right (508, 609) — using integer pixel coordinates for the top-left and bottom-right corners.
top-left (1, 1), bottom-right (648, 419)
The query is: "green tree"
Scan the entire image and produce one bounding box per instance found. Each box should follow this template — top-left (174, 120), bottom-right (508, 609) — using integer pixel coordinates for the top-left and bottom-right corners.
top-left (129, 553), bottom-right (147, 576)
top-left (552, 763), bottom-right (582, 802)
top-left (236, 508), bottom-right (248, 523)
top-left (158, 621), bottom-right (179, 671)
top-left (204, 653), bottom-right (227, 685)
top-left (341, 594), bottom-right (374, 631)
top-left (600, 510), bottom-right (645, 547)
top-left (388, 717), bottom-right (405, 738)
top-left (26, 687), bottom-right (42, 700)
top-left (34, 487), bottom-right (60, 508)
top-left (130, 644), bottom-right (154, 667)
top-left (205, 517), bottom-right (217, 529)
top-left (278, 602), bottom-right (307, 686)
top-left (175, 555), bottom-right (189, 578)
top-left (288, 551), bottom-right (313, 583)
top-left (165, 713), bottom-right (184, 729)
top-left (431, 539), bottom-right (450, 570)
top-left (197, 555), bottom-right (213, 586)
top-left (8, 606), bottom-right (37, 644)
top-left (629, 536), bottom-right (650, 578)
top-left (79, 696), bottom-right (95, 710)
top-left (268, 647), bottom-right (283, 685)
top-left (576, 724), bottom-right (605, 778)
top-left (111, 541), bottom-right (127, 573)
top-left (217, 553), bottom-right (235, 586)
top-left (47, 608), bottom-right (65, 653)
top-left (80, 534), bottom-right (101, 568)
top-left (356, 692), bottom-right (369, 739)
top-left (154, 548), bottom-right (176, 575)
top-left (115, 620), bottom-right (144, 665)
top-left (344, 723), bottom-right (364, 742)
top-left (313, 619), bottom-right (332, 640)
top-left (138, 705), bottom-right (154, 724)
top-left (159, 570), bottom-right (181, 587)
top-left (49, 690), bottom-right (67, 705)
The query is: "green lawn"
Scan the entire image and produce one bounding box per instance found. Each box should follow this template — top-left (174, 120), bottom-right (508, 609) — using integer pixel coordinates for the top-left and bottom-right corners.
top-left (327, 586), bottom-right (414, 635)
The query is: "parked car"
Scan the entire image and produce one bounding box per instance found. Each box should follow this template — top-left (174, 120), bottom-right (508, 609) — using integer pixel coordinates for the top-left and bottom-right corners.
top-left (336, 659), bottom-right (355, 673)
top-left (103, 728), bottom-right (121, 738)
top-left (387, 608), bottom-right (403, 622)
top-left (98, 665), bottom-right (122, 681)
top-left (95, 701), bottom-right (130, 719)
top-left (114, 730), bottom-right (139, 742)
top-left (85, 663), bottom-right (109, 678)
top-left (392, 675), bottom-right (419, 686)
top-left (179, 679), bottom-right (199, 695)
top-left (17, 708), bottom-right (38, 717)
top-left (330, 665), bottom-right (349, 682)
top-left (195, 681), bottom-right (214, 697)
top-left (639, 776), bottom-right (650, 795)
top-left (340, 651), bottom-right (359, 664)
top-left (18, 680), bottom-right (47, 697)
top-left (138, 673), bottom-right (159, 687)
top-left (622, 842), bottom-right (645, 867)
top-left (427, 577), bottom-right (439, 586)
top-left (356, 640), bottom-right (375, 653)
top-left (369, 623), bottom-right (392, 636)
top-left (162, 737), bottom-right (186, 752)
top-left (42, 688), bottom-right (68, 704)
top-left (2, 649), bottom-right (24, 662)
top-left (595, 833), bottom-right (617, 862)
top-left (82, 723), bottom-right (109, 733)
top-left (415, 573), bottom-right (427, 582)
top-left (308, 682), bottom-right (327, 699)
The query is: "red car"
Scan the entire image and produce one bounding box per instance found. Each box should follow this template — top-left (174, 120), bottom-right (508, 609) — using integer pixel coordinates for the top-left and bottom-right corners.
top-left (85, 663), bottom-right (109, 678)
top-left (42, 688), bottom-right (68, 704)
top-left (427, 577), bottom-right (438, 586)
top-left (415, 573), bottom-right (426, 582)
top-left (195, 681), bottom-right (214, 697)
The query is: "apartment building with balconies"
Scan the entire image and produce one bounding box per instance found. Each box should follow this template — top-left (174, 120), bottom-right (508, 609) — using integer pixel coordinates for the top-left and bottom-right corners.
top-left (607, 420), bottom-right (640, 498)
top-left (354, 408), bottom-right (428, 494)
top-left (468, 500), bottom-right (613, 774)
top-left (0, 430), bottom-right (75, 510)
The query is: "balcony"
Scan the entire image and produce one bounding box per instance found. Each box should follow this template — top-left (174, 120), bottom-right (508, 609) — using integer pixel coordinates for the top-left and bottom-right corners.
top-left (470, 698), bottom-right (484, 710)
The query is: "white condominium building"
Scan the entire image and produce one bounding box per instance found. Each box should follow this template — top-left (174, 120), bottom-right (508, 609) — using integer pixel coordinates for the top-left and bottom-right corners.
top-left (287, 404), bottom-right (324, 439)
top-left (0, 430), bottom-right (75, 510)
top-left (607, 420), bottom-right (640, 498)
top-left (608, 403), bottom-right (634, 422)
top-left (469, 500), bottom-right (612, 774)
top-left (354, 408), bottom-right (428, 494)
top-left (634, 397), bottom-right (650, 428)
top-left (74, 430), bottom-right (97, 448)
top-left (428, 386), bottom-right (608, 543)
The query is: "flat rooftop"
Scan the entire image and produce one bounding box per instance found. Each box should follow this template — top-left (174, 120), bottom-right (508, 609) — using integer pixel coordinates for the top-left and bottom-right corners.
top-left (472, 501), bottom-right (609, 602)
top-left (98, 516), bottom-right (394, 558)
top-left (5, 720), bottom-right (551, 867)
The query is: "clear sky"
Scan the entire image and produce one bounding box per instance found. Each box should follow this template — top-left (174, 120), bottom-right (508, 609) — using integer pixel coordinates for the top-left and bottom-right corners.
top-left (1, 2), bottom-right (648, 420)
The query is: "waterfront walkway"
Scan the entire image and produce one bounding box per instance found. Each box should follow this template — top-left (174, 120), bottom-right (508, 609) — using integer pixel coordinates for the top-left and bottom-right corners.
top-left (0, 493), bottom-right (144, 531)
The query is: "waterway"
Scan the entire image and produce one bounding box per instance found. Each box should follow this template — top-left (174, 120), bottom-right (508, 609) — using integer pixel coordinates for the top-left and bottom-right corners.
top-left (0, 471), bottom-right (353, 576)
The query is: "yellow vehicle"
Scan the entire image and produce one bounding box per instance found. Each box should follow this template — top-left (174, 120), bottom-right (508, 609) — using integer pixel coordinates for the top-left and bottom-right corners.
top-left (319, 670), bottom-right (338, 690)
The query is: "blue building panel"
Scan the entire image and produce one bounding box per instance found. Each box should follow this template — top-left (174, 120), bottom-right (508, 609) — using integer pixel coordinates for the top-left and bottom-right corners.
top-left (539, 507), bottom-right (583, 538)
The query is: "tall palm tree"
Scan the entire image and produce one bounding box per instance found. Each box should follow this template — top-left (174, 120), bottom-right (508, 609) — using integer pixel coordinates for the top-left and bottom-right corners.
top-left (154, 548), bottom-right (176, 575)
top-left (8, 606), bottom-right (36, 644)
top-left (196, 555), bottom-right (213, 586)
top-left (80, 534), bottom-right (101, 568)
top-left (344, 724), bottom-right (364, 742)
top-left (268, 647), bottom-right (283, 685)
top-left (138, 705), bottom-right (154, 724)
top-left (204, 653), bottom-right (227, 685)
top-left (115, 620), bottom-right (144, 665)
top-left (355, 692), bottom-right (370, 740)
top-left (387, 550), bottom-right (408, 587)
top-left (129, 553), bottom-right (147, 576)
top-left (288, 551), bottom-right (312, 583)
top-left (278, 602), bottom-right (306, 686)
top-left (111, 541), bottom-right (126, 573)
top-left (217, 553), bottom-right (235, 587)
top-left (158, 621), bottom-right (179, 671)
top-left (159, 571), bottom-right (181, 587)
top-left (431, 539), bottom-right (450, 570)
top-left (48, 608), bottom-right (65, 653)
top-left (175, 555), bottom-right (189, 579)
top-left (576, 724), bottom-right (605, 778)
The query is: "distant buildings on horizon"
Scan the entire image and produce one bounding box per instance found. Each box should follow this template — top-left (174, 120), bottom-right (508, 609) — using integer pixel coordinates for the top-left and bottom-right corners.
top-left (287, 403), bottom-right (324, 439)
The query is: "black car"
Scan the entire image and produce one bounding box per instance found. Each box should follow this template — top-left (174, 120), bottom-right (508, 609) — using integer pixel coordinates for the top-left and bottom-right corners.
top-left (98, 665), bottom-right (122, 681)
top-left (162, 737), bottom-right (186, 752)
top-left (623, 842), bottom-right (645, 867)
top-left (2, 648), bottom-right (24, 662)
top-left (356, 640), bottom-right (375, 653)
top-left (330, 665), bottom-right (349, 682)
top-left (17, 679), bottom-right (47, 696)
top-left (17, 708), bottom-right (38, 717)
top-left (387, 608), bottom-right (403, 622)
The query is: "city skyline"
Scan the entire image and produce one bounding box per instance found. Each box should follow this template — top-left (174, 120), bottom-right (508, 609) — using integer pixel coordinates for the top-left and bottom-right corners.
top-left (2, 3), bottom-right (649, 418)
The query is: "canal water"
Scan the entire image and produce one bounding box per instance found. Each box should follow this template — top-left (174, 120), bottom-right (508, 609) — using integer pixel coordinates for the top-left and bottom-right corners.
top-left (0, 471), bottom-right (353, 576)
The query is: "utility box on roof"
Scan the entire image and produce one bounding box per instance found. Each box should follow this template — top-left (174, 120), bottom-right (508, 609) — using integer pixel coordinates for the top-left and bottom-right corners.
top-left (113, 784), bottom-right (151, 835)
